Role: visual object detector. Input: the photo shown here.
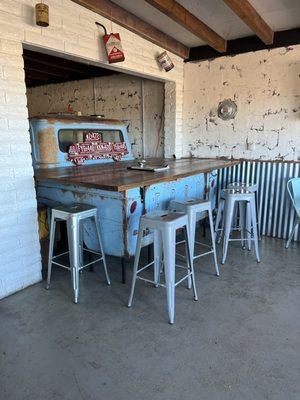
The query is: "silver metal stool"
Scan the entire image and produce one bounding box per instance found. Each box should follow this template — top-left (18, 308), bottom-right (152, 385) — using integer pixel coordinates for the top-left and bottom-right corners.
top-left (227, 182), bottom-right (260, 238)
top-left (169, 199), bottom-right (219, 286)
top-left (215, 182), bottom-right (260, 242)
top-left (128, 210), bottom-right (198, 324)
top-left (46, 204), bottom-right (110, 303)
top-left (221, 189), bottom-right (260, 265)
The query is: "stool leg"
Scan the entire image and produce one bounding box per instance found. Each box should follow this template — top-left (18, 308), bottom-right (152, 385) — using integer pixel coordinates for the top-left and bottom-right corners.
top-left (184, 226), bottom-right (198, 301)
top-left (215, 199), bottom-right (224, 243)
top-left (93, 215), bottom-right (110, 285)
top-left (246, 202), bottom-right (252, 251)
top-left (286, 219), bottom-right (298, 249)
top-left (239, 202), bottom-right (246, 249)
top-left (153, 230), bottom-right (162, 287)
top-left (187, 210), bottom-right (196, 289)
top-left (79, 220), bottom-right (84, 274)
top-left (222, 198), bottom-right (235, 265)
top-left (220, 203), bottom-right (226, 244)
top-left (163, 227), bottom-right (176, 324)
top-left (67, 216), bottom-right (80, 304)
top-left (46, 214), bottom-right (56, 290)
top-left (208, 208), bottom-right (219, 276)
top-left (128, 223), bottom-right (143, 307)
top-left (255, 191), bottom-right (261, 240)
top-left (250, 198), bottom-right (261, 263)
top-left (233, 202), bottom-right (238, 229)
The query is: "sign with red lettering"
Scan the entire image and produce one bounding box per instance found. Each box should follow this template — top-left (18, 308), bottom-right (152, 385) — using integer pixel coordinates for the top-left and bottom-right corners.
top-left (68, 131), bottom-right (128, 165)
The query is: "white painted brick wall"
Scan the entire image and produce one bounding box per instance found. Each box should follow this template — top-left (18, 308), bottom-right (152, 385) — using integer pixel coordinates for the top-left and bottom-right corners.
top-left (182, 45), bottom-right (300, 161)
top-left (0, 0), bottom-right (184, 298)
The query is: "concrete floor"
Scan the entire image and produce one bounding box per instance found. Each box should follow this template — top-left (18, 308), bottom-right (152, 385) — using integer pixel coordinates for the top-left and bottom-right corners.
top-left (0, 237), bottom-right (299, 400)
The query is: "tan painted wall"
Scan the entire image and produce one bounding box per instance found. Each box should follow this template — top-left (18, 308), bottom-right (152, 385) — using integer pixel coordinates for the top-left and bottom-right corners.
top-left (183, 45), bottom-right (300, 161)
top-left (26, 74), bottom-right (165, 158)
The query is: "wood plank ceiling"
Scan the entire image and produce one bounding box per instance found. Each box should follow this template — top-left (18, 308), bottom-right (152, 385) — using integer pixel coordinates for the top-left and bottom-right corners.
top-left (81, 0), bottom-right (300, 61)
top-left (24, 49), bottom-right (117, 87)
top-left (72, 0), bottom-right (300, 61)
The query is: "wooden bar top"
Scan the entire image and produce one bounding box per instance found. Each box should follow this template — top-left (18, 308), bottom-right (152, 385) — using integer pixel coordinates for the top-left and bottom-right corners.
top-left (35, 158), bottom-right (240, 192)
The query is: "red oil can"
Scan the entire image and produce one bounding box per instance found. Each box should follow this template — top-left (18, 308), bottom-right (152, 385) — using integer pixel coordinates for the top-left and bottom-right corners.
top-left (103, 33), bottom-right (125, 64)
top-left (96, 22), bottom-right (125, 64)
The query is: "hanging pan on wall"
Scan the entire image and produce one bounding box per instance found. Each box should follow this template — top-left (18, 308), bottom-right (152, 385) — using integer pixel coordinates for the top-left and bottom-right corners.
top-left (217, 99), bottom-right (237, 120)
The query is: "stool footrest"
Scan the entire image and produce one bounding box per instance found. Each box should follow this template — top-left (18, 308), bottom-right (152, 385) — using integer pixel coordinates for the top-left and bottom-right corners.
top-left (176, 252), bottom-right (186, 259)
top-left (193, 250), bottom-right (214, 259)
top-left (52, 251), bottom-right (69, 259)
top-left (174, 272), bottom-right (192, 287)
top-left (227, 238), bottom-right (255, 242)
top-left (136, 276), bottom-right (163, 286)
top-left (52, 261), bottom-right (71, 270)
top-left (176, 248), bottom-right (214, 260)
top-left (137, 260), bottom-right (155, 274)
top-left (194, 241), bottom-right (211, 248)
top-left (79, 257), bottom-right (103, 270)
top-left (136, 272), bottom-right (192, 288)
top-left (51, 248), bottom-right (104, 271)
top-left (83, 248), bottom-right (102, 256)
top-left (175, 263), bottom-right (189, 269)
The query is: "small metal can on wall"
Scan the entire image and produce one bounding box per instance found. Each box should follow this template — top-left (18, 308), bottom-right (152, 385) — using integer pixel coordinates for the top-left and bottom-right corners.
top-left (157, 51), bottom-right (174, 72)
top-left (35, 3), bottom-right (49, 27)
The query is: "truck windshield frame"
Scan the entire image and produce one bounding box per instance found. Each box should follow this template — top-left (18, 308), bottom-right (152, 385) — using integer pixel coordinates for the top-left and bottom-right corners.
top-left (58, 129), bottom-right (124, 153)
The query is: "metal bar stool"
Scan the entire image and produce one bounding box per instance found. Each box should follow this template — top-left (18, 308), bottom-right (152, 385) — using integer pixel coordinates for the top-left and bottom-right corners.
top-left (46, 204), bottom-right (110, 303)
top-left (228, 182), bottom-right (260, 237)
top-left (169, 199), bottom-right (219, 287)
top-left (286, 178), bottom-right (300, 248)
top-left (128, 210), bottom-right (198, 324)
top-left (221, 189), bottom-right (260, 265)
top-left (215, 182), bottom-right (260, 242)
top-left (215, 191), bottom-right (243, 243)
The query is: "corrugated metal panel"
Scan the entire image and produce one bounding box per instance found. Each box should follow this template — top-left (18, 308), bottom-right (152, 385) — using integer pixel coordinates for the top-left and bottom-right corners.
top-left (217, 161), bottom-right (300, 242)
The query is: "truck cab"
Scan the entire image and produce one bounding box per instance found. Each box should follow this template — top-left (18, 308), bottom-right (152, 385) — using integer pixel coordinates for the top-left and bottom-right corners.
top-left (29, 115), bottom-right (134, 169)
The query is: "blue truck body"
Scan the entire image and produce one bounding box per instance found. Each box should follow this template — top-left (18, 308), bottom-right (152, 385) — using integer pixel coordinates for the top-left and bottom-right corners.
top-left (30, 116), bottom-right (216, 258)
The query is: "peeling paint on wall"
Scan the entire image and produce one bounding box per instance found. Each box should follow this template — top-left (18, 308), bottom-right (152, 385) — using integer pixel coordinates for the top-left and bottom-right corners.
top-left (26, 74), bottom-right (164, 159)
top-left (183, 44), bottom-right (300, 161)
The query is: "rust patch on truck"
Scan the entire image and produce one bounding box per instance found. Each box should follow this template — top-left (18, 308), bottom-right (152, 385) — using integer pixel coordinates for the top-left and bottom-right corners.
top-left (38, 127), bottom-right (59, 166)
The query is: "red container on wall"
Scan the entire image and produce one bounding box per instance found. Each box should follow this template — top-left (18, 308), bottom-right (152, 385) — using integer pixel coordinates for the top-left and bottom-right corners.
top-left (103, 33), bottom-right (125, 63)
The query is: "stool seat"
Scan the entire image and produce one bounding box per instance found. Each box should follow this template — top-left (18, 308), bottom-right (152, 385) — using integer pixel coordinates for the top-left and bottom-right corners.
top-left (222, 188), bottom-right (253, 197)
top-left (54, 203), bottom-right (97, 215)
top-left (142, 210), bottom-right (187, 228)
top-left (227, 182), bottom-right (258, 192)
top-left (128, 210), bottom-right (198, 324)
top-left (170, 198), bottom-right (208, 209)
top-left (46, 203), bottom-right (110, 303)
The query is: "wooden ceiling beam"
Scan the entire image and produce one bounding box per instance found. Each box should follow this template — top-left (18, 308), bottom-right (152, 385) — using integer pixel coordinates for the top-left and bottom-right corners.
top-left (71, 0), bottom-right (189, 59)
top-left (25, 64), bottom-right (69, 78)
top-left (187, 28), bottom-right (300, 62)
top-left (25, 69), bottom-right (51, 82)
top-left (222, 0), bottom-right (274, 45)
top-left (145, 0), bottom-right (227, 52)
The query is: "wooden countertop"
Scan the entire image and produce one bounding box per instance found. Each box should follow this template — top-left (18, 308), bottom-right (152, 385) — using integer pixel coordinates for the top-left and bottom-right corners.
top-left (35, 158), bottom-right (240, 192)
